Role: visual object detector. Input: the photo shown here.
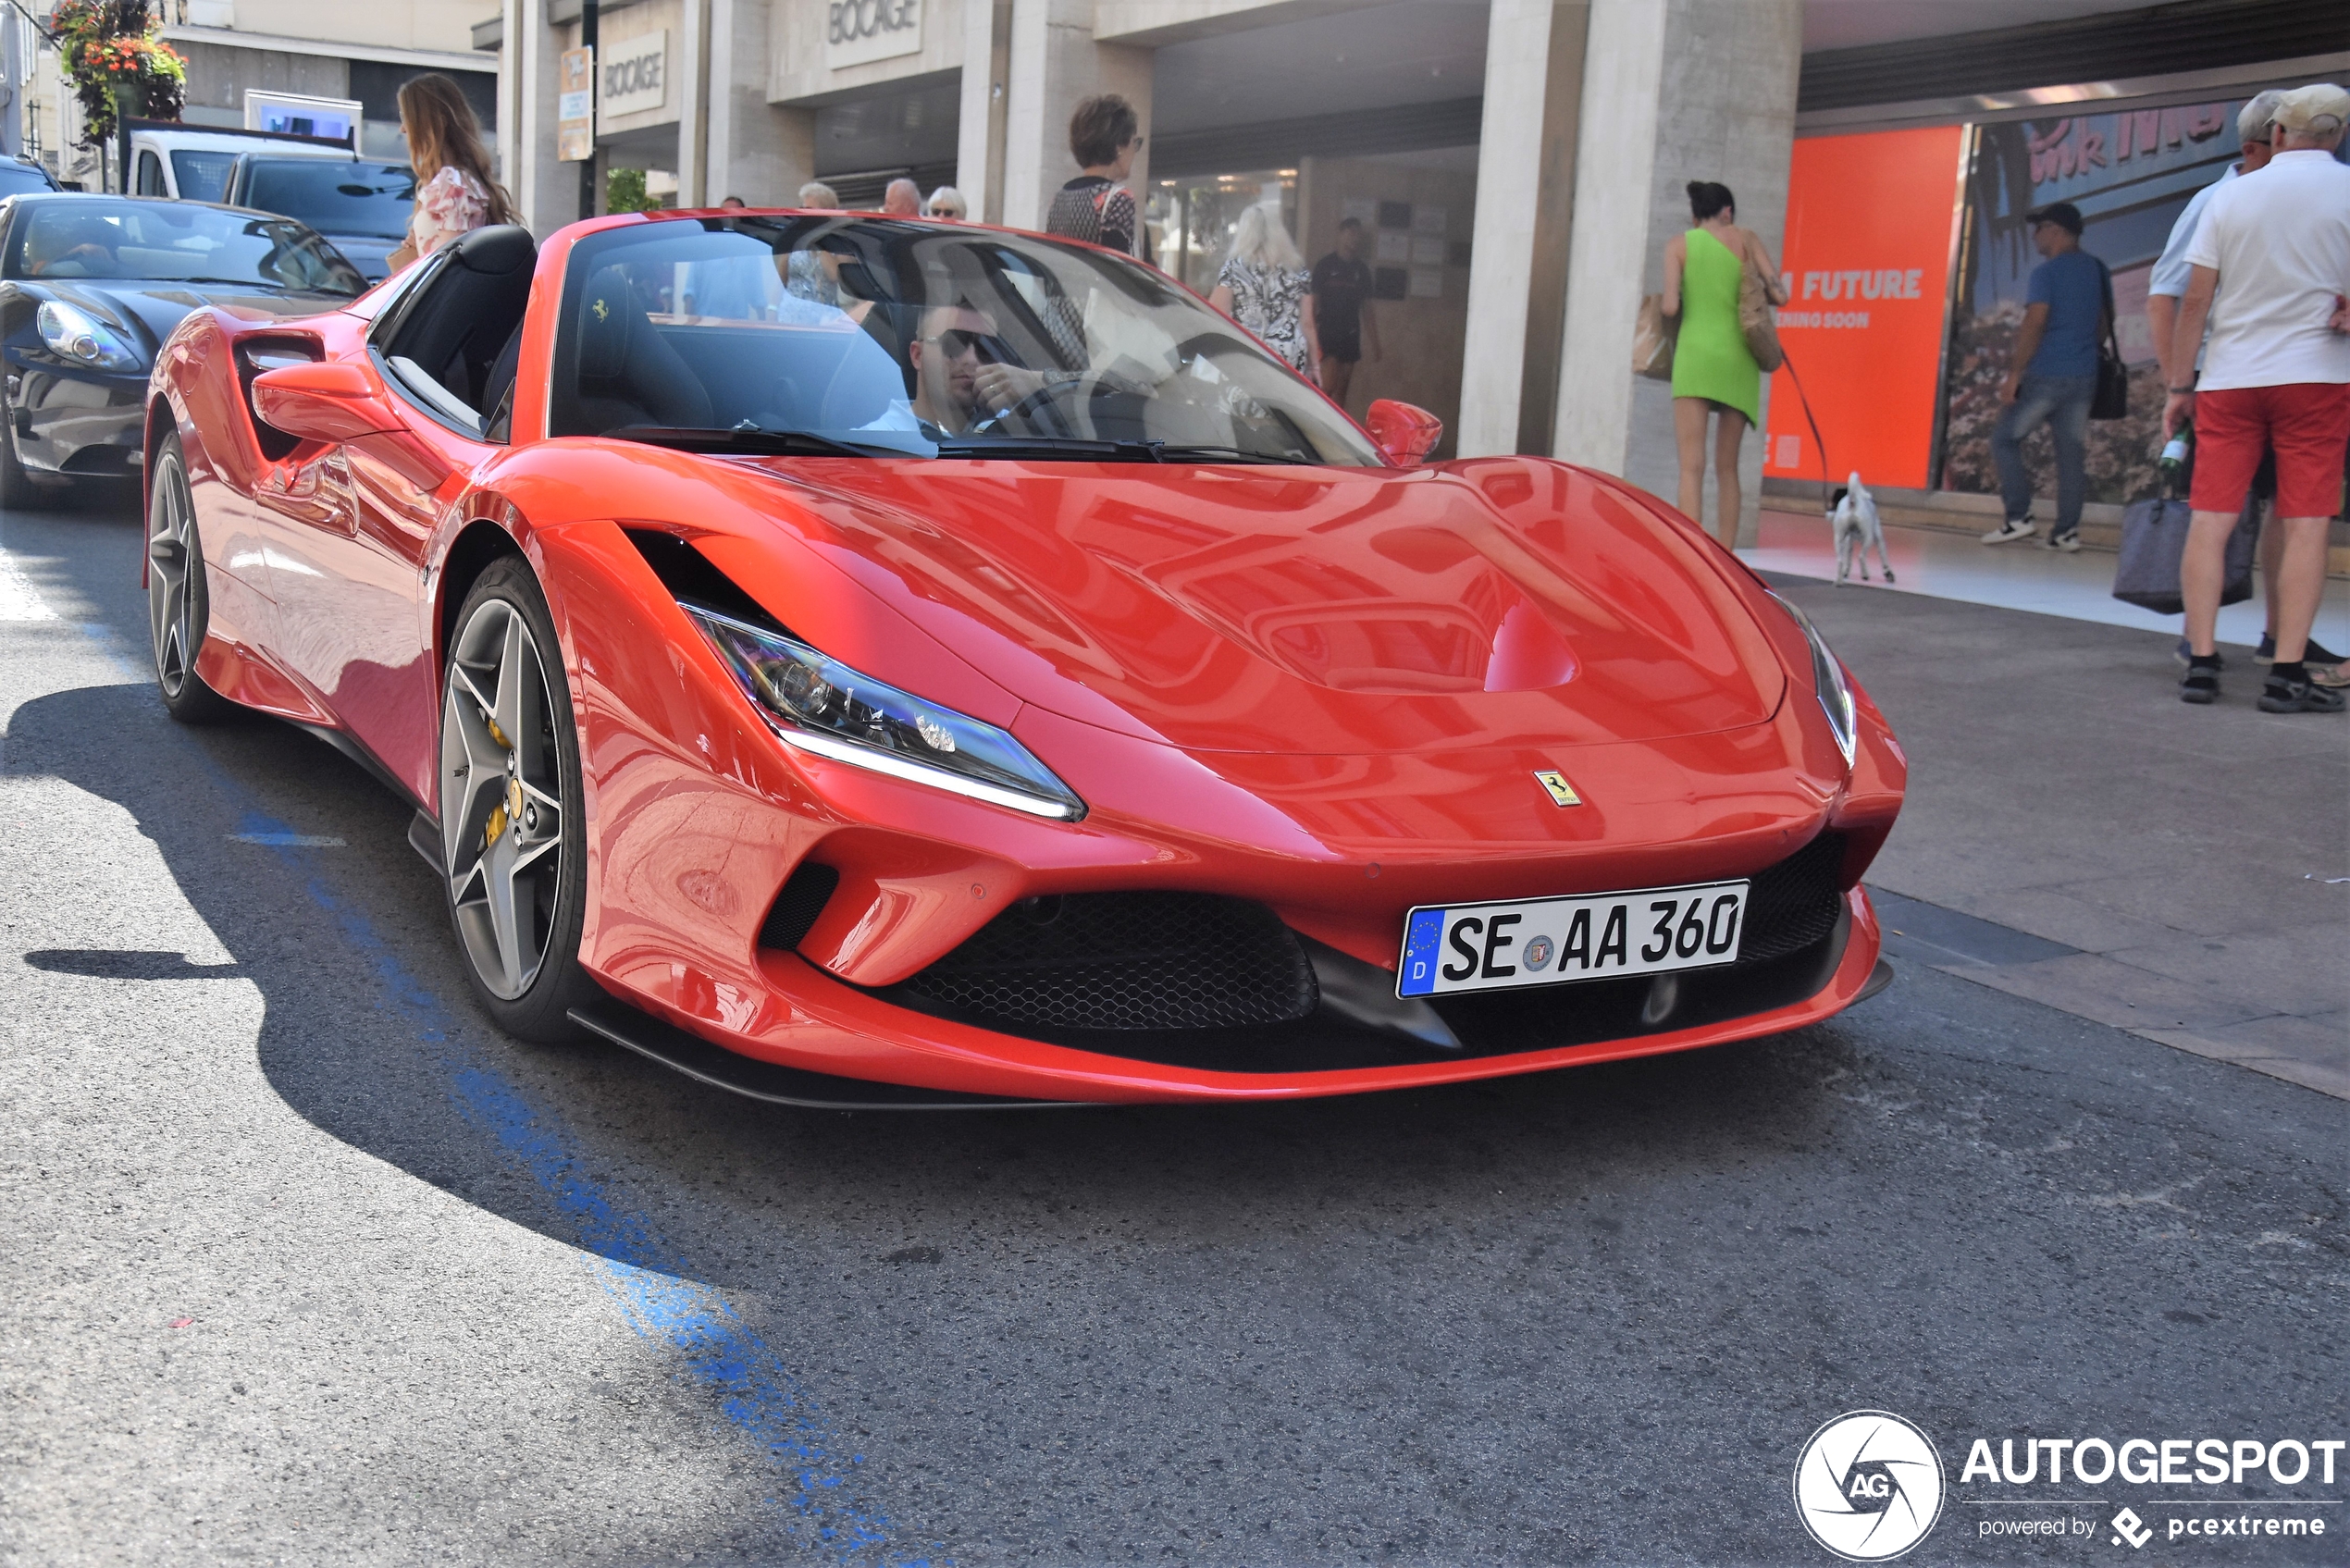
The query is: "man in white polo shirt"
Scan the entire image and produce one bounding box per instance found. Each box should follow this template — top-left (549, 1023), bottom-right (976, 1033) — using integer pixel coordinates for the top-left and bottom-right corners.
top-left (2164, 83), bottom-right (2350, 713)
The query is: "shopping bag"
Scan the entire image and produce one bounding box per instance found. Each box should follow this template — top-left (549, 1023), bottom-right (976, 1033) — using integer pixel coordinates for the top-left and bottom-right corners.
top-left (1633, 294), bottom-right (1676, 380)
top-left (2111, 492), bottom-right (2257, 615)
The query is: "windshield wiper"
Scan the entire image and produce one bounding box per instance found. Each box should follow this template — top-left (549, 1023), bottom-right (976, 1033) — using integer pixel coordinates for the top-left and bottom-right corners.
top-left (931, 436), bottom-right (1316, 464)
top-left (608, 424), bottom-right (896, 458)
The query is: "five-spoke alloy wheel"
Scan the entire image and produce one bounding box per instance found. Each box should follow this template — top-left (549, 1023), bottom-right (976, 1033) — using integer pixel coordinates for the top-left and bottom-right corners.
top-left (146, 431), bottom-right (231, 722)
top-left (439, 557), bottom-right (593, 1038)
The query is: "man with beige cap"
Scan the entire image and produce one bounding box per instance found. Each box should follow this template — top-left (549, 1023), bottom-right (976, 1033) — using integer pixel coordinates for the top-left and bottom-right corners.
top-left (2164, 83), bottom-right (2350, 712)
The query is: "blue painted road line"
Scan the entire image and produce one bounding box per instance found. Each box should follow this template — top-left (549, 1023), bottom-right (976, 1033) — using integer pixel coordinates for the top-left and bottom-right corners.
top-left (61, 603), bottom-right (938, 1563)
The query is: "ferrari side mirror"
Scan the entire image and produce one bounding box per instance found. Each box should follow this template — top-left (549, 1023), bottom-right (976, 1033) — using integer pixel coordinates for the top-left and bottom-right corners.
top-left (251, 360), bottom-right (402, 445)
top-left (1366, 399), bottom-right (1442, 467)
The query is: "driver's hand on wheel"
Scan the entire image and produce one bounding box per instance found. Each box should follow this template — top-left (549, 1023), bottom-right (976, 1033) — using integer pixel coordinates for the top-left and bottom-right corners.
top-left (972, 364), bottom-right (1049, 412)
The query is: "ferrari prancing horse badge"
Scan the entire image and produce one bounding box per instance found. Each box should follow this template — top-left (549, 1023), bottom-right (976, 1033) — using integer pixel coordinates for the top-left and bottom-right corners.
top-left (1533, 770), bottom-right (1581, 807)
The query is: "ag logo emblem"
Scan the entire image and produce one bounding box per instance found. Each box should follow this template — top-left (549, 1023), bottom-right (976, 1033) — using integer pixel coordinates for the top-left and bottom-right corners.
top-left (1532, 769), bottom-right (1581, 807)
top-left (1793, 1411), bottom-right (1945, 1562)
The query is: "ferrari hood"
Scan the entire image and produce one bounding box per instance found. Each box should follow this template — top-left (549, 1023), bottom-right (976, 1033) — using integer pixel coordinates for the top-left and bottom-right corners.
top-left (731, 454), bottom-right (1787, 756)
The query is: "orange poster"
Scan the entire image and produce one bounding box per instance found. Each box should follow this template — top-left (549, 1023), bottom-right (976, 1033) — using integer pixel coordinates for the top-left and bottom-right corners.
top-left (1763, 126), bottom-right (1966, 491)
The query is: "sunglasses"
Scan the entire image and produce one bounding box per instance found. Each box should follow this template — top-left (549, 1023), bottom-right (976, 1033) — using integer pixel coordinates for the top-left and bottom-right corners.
top-left (926, 328), bottom-right (994, 358)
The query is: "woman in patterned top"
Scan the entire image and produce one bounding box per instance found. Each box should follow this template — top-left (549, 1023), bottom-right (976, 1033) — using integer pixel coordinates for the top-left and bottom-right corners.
top-left (1045, 94), bottom-right (1142, 256)
top-left (385, 74), bottom-right (513, 271)
top-left (1208, 204), bottom-right (1317, 376)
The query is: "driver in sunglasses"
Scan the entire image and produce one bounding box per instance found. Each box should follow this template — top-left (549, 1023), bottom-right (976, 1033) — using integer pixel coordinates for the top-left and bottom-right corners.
top-left (909, 303), bottom-right (1058, 434)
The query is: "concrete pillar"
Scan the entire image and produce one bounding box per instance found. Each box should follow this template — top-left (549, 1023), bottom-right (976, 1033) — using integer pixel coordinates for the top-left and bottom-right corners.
top-left (956, 0), bottom-right (1013, 224)
top-left (1552, 0), bottom-right (1800, 545)
top-left (1000, 0), bottom-right (1151, 235)
top-left (1457, 0), bottom-right (1588, 459)
top-left (507, 0), bottom-right (575, 236)
top-left (706, 0), bottom-right (812, 205)
top-left (676, 0), bottom-right (712, 207)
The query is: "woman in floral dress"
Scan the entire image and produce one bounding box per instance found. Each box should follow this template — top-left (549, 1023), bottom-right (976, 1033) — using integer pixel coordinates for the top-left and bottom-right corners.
top-left (1209, 204), bottom-right (1319, 376)
top-left (385, 74), bottom-right (513, 271)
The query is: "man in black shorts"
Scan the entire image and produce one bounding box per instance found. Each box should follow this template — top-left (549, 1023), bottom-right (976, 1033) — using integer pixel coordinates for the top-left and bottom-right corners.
top-left (1310, 217), bottom-right (1381, 407)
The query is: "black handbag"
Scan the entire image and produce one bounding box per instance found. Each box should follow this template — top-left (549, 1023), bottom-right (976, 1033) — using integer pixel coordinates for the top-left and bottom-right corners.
top-left (2091, 258), bottom-right (2128, 421)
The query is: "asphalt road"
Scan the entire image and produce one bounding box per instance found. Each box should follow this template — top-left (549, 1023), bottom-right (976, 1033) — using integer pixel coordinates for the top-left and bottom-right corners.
top-left (2, 498), bottom-right (2342, 1567)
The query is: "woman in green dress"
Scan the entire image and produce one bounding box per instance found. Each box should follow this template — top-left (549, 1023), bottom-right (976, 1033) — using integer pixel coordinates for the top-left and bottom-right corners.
top-left (1663, 181), bottom-right (1787, 549)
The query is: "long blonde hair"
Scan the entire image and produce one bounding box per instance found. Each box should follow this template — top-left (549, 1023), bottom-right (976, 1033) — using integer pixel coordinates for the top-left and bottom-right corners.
top-left (398, 74), bottom-right (513, 225)
top-left (1230, 204), bottom-right (1303, 272)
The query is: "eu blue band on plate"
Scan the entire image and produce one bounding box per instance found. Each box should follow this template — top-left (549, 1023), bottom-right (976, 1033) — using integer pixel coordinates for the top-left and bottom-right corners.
top-left (1398, 908), bottom-right (1447, 997)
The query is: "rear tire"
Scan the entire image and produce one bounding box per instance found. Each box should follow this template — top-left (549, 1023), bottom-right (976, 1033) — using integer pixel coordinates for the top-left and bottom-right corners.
top-left (147, 432), bottom-right (233, 723)
top-left (439, 556), bottom-right (596, 1042)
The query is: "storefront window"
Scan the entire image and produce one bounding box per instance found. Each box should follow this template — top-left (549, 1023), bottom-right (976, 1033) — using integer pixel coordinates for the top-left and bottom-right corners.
top-left (1147, 170), bottom-right (1297, 291)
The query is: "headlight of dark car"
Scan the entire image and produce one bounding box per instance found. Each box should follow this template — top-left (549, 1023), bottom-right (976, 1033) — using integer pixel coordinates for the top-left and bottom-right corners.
top-left (1766, 591), bottom-right (1856, 766)
top-left (685, 604), bottom-right (1086, 821)
top-left (37, 300), bottom-right (141, 371)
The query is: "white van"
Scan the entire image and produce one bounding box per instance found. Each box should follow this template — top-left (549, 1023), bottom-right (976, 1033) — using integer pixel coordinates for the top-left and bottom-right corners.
top-left (125, 120), bottom-right (355, 204)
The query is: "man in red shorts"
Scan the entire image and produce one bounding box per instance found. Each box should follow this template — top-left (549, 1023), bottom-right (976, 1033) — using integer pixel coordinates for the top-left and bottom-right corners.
top-left (2164, 82), bottom-right (2350, 713)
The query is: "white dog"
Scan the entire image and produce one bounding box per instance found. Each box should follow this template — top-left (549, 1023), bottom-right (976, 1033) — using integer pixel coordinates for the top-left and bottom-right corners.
top-left (1828, 472), bottom-right (1894, 586)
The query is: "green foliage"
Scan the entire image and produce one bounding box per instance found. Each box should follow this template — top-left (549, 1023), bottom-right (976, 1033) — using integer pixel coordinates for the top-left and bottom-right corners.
top-left (606, 167), bottom-right (662, 215)
top-left (52, 0), bottom-right (187, 142)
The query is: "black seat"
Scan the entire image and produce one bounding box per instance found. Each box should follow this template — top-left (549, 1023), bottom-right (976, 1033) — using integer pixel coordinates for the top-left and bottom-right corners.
top-left (383, 224), bottom-right (535, 416)
top-left (567, 265), bottom-right (714, 431)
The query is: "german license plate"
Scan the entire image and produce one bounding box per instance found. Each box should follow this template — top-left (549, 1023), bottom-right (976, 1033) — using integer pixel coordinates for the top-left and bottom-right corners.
top-left (1396, 881), bottom-right (1750, 998)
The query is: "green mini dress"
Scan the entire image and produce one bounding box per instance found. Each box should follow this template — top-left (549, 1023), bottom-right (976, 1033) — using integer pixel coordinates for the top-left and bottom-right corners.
top-left (1670, 227), bottom-right (1761, 425)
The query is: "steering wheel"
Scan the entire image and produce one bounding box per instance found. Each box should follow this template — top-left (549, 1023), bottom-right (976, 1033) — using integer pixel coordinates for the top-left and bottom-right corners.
top-left (987, 376), bottom-right (1080, 439)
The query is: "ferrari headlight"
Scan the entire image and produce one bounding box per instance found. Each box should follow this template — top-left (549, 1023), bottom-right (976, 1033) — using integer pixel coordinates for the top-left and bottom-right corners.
top-left (685, 604), bottom-right (1086, 821)
top-left (37, 301), bottom-right (140, 371)
top-left (1767, 592), bottom-right (1856, 766)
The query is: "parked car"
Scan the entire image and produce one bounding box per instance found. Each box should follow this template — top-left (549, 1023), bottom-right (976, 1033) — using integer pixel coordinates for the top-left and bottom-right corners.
top-left (0, 192), bottom-right (365, 505)
top-left (224, 154), bottom-right (413, 281)
top-left (139, 210), bottom-right (1907, 1107)
top-left (127, 120), bottom-right (355, 204)
top-left (0, 157), bottom-right (64, 197)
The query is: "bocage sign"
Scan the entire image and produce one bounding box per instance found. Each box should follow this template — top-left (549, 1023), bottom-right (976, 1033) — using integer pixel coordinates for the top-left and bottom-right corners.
top-left (600, 31), bottom-right (668, 122)
top-left (826, 0), bottom-right (923, 70)
top-left (1794, 1411), bottom-right (2344, 1561)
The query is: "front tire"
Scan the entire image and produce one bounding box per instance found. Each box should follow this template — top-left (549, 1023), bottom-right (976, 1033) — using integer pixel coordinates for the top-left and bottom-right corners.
top-left (0, 398), bottom-right (43, 512)
top-left (147, 432), bottom-right (233, 722)
top-left (439, 556), bottom-right (594, 1041)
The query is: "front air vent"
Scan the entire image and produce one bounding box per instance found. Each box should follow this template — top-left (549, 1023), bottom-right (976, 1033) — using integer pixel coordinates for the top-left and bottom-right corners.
top-left (624, 528), bottom-right (787, 633)
top-left (891, 891), bottom-right (1319, 1032)
top-left (1738, 831), bottom-right (1846, 963)
top-left (760, 862), bottom-right (840, 952)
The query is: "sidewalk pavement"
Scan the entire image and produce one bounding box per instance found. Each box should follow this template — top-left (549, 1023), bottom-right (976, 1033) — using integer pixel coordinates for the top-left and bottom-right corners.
top-left (1769, 570), bottom-right (2349, 1100)
top-left (1744, 510), bottom-right (2350, 652)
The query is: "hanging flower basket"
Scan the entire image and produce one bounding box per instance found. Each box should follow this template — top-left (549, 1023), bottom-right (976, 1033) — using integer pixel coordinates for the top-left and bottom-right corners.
top-left (52, 0), bottom-right (187, 142)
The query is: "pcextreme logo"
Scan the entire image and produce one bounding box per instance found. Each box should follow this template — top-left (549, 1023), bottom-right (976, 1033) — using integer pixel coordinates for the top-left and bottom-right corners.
top-left (1794, 1411), bottom-right (1948, 1562)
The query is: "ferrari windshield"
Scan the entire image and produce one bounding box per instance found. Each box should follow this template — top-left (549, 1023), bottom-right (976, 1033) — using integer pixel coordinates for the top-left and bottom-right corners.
top-left (550, 215), bottom-right (1382, 464)
top-left (4, 199), bottom-right (364, 294)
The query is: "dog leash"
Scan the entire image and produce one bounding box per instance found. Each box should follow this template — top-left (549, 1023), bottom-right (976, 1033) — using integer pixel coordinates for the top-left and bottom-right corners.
top-left (1778, 349), bottom-right (1831, 494)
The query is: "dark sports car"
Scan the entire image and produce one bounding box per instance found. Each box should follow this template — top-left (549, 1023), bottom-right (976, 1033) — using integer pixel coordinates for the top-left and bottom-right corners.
top-left (2, 192), bottom-right (363, 505)
top-left (142, 210), bottom-right (1905, 1107)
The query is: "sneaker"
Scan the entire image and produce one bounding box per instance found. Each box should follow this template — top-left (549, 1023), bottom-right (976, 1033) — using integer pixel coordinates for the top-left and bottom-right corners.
top-left (2256, 634), bottom-right (2344, 667)
top-left (1982, 517), bottom-right (2037, 545)
top-left (2044, 530), bottom-right (2081, 552)
top-left (2257, 674), bottom-right (2345, 714)
top-left (2180, 659), bottom-right (2221, 705)
top-left (2173, 639), bottom-right (2222, 671)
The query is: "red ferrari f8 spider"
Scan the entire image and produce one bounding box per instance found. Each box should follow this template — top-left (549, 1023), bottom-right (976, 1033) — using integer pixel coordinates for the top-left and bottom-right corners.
top-left (143, 211), bottom-right (1904, 1105)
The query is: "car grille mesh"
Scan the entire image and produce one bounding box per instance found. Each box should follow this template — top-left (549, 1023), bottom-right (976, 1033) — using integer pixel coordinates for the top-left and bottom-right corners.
top-left (895, 892), bottom-right (1319, 1031)
top-left (1738, 831), bottom-right (1846, 961)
